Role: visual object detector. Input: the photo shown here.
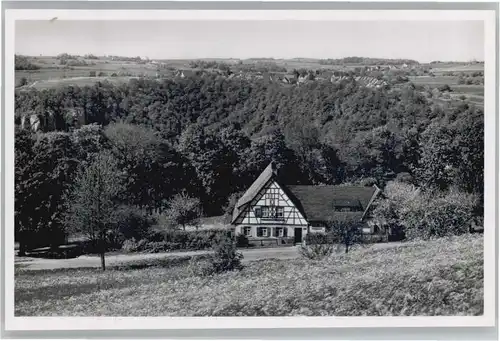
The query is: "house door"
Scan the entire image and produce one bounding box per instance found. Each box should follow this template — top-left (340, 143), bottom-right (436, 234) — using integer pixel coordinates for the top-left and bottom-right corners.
top-left (294, 228), bottom-right (302, 244)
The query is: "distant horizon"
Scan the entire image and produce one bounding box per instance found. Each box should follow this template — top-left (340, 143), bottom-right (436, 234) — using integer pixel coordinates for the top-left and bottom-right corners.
top-left (16, 20), bottom-right (484, 63)
top-left (18, 54), bottom-right (484, 64)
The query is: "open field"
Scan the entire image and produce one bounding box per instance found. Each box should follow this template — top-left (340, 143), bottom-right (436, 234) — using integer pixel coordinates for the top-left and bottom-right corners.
top-left (19, 76), bottom-right (139, 90)
top-left (409, 76), bottom-right (459, 85)
top-left (15, 234), bottom-right (483, 316)
top-left (429, 63), bottom-right (485, 73)
top-left (450, 85), bottom-right (484, 96)
top-left (408, 75), bottom-right (484, 108)
top-left (16, 57), bottom-right (172, 85)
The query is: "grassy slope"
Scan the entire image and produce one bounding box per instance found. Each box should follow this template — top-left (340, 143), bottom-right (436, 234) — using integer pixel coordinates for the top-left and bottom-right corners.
top-left (15, 234), bottom-right (483, 316)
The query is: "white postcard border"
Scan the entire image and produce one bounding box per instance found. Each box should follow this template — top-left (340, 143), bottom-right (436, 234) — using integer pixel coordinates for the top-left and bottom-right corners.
top-left (3, 9), bottom-right (497, 331)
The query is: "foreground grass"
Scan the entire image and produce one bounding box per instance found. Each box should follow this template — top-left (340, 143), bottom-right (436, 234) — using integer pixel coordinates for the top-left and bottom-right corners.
top-left (15, 234), bottom-right (483, 316)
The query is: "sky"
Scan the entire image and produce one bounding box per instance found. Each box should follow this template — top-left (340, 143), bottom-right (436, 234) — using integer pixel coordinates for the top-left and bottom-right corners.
top-left (15, 20), bottom-right (484, 62)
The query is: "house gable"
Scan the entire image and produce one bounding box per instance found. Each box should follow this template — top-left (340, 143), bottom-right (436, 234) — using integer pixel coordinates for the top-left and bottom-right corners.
top-left (232, 179), bottom-right (307, 226)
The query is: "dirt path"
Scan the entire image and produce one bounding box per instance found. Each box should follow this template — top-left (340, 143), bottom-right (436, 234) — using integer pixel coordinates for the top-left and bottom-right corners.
top-left (15, 242), bottom-right (403, 271)
top-left (15, 246), bottom-right (301, 271)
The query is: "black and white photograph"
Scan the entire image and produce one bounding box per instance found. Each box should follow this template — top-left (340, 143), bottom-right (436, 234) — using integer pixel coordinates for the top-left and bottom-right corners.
top-left (3, 6), bottom-right (497, 331)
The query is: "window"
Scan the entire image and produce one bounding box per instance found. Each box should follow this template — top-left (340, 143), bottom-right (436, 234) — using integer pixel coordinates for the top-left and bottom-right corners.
top-left (243, 226), bottom-right (252, 237)
top-left (333, 199), bottom-right (362, 212)
top-left (257, 227), bottom-right (269, 237)
top-left (257, 206), bottom-right (285, 219)
top-left (334, 206), bottom-right (355, 212)
top-left (275, 227), bottom-right (287, 237)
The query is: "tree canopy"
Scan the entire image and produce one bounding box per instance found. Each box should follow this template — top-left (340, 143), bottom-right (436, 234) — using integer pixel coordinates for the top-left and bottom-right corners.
top-left (15, 74), bottom-right (484, 249)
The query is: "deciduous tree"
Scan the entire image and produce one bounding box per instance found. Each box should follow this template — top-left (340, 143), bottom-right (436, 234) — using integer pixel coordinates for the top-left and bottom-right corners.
top-left (64, 152), bottom-right (124, 270)
top-left (325, 216), bottom-right (364, 254)
top-left (165, 191), bottom-right (202, 231)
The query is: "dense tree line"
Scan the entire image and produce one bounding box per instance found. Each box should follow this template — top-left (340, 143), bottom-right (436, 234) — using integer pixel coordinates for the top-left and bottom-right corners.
top-left (189, 60), bottom-right (288, 74)
top-left (15, 55), bottom-right (40, 71)
top-left (15, 75), bottom-right (484, 250)
top-left (319, 57), bottom-right (419, 65)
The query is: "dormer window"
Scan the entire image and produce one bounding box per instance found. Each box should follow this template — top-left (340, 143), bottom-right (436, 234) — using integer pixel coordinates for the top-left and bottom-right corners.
top-left (333, 199), bottom-right (363, 212)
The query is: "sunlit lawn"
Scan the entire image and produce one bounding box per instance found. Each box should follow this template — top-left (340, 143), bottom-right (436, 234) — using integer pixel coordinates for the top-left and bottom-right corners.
top-left (15, 234), bottom-right (483, 316)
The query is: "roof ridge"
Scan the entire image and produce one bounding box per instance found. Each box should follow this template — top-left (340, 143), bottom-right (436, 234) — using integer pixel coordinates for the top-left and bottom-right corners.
top-left (286, 184), bottom-right (374, 188)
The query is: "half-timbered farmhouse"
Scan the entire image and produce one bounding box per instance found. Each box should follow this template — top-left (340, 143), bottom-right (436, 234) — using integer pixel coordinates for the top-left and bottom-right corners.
top-left (231, 162), bottom-right (381, 245)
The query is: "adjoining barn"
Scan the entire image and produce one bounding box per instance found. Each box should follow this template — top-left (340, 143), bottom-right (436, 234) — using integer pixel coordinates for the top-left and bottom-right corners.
top-left (231, 162), bottom-right (382, 246)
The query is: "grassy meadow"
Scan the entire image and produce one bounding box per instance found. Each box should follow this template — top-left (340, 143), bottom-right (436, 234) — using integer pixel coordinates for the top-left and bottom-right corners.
top-left (15, 56), bottom-right (176, 88)
top-left (15, 234), bottom-right (483, 316)
top-left (22, 76), bottom-right (138, 90)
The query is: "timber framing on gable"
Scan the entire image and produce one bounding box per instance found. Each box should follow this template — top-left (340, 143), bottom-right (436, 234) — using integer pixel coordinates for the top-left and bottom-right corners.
top-left (232, 178), bottom-right (308, 226)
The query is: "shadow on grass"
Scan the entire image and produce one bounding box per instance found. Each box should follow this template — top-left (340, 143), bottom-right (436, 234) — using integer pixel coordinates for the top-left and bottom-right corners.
top-left (15, 254), bottom-right (211, 304)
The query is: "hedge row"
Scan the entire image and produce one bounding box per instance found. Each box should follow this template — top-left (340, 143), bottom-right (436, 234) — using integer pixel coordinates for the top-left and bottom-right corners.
top-left (122, 229), bottom-right (233, 253)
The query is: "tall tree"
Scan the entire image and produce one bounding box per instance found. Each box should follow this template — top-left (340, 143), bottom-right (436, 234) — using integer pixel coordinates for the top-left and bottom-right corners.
top-left (64, 152), bottom-right (124, 270)
top-left (177, 124), bottom-right (237, 214)
top-left (15, 131), bottom-right (78, 254)
top-left (105, 122), bottom-right (190, 212)
top-left (415, 123), bottom-right (458, 191)
top-left (451, 112), bottom-right (484, 195)
top-left (247, 129), bottom-right (306, 185)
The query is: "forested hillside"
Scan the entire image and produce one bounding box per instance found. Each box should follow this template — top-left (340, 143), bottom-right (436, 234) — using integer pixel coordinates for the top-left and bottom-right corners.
top-left (15, 74), bottom-right (484, 249)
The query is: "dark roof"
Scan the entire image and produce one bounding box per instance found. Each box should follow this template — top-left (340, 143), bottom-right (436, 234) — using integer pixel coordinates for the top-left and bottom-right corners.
top-left (285, 185), bottom-right (379, 222)
top-left (332, 198), bottom-right (362, 208)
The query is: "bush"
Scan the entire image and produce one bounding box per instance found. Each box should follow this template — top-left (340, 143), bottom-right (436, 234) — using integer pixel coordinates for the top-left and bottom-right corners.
top-left (205, 236), bottom-right (243, 275)
top-left (120, 229), bottom-right (233, 254)
top-left (15, 55), bottom-right (40, 70)
top-left (438, 84), bottom-right (452, 92)
top-left (122, 238), bottom-right (139, 253)
top-left (16, 77), bottom-right (28, 88)
top-left (122, 238), bottom-right (168, 253)
top-left (304, 233), bottom-right (331, 245)
top-left (299, 243), bottom-right (334, 260)
top-left (65, 60), bottom-right (88, 67)
top-left (115, 206), bottom-right (156, 242)
top-left (402, 190), bottom-right (478, 240)
top-left (374, 182), bottom-right (479, 241)
top-left (143, 241), bottom-right (169, 253)
top-left (162, 229), bottom-right (230, 251)
top-left (235, 233), bottom-right (249, 247)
